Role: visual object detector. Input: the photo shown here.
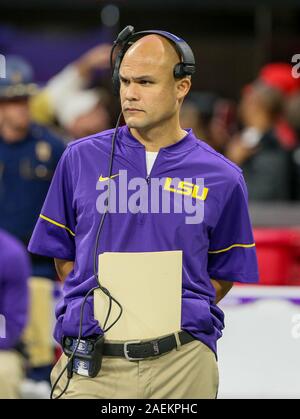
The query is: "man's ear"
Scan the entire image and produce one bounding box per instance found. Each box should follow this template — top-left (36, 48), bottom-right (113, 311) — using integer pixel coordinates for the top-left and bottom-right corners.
top-left (176, 77), bottom-right (192, 101)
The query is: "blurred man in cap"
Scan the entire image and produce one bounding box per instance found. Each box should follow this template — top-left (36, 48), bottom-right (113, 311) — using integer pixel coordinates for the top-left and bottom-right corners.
top-left (0, 55), bottom-right (65, 390)
top-left (0, 55), bottom-right (39, 100)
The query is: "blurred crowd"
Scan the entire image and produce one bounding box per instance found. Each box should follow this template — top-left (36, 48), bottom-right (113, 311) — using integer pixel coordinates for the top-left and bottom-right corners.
top-left (0, 42), bottom-right (300, 398)
top-left (180, 63), bottom-right (300, 201)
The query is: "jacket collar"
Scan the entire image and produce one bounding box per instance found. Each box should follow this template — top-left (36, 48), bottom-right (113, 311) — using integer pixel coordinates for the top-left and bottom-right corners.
top-left (120, 125), bottom-right (198, 154)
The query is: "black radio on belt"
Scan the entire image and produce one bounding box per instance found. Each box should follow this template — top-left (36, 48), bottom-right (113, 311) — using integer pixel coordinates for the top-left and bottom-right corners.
top-left (62, 335), bottom-right (105, 378)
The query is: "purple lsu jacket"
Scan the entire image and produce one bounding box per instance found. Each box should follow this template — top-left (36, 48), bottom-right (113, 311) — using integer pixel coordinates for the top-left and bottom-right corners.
top-left (28, 126), bottom-right (259, 355)
top-left (0, 229), bottom-right (30, 350)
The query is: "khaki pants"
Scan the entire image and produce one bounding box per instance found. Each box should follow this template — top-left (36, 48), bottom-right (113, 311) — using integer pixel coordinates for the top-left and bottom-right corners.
top-left (0, 351), bottom-right (24, 399)
top-left (51, 339), bottom-right (219, 399)
top-left (22, 277), bottom-right (54, 367)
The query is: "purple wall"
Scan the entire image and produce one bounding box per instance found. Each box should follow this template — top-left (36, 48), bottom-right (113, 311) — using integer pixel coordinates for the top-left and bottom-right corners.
top-left (0, 24), bottom-right (113, 83)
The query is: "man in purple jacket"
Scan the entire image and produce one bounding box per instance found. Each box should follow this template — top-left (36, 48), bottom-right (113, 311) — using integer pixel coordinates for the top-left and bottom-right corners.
top-left (29, 30), bottom-right (259, 399)
top-left (0, 229), bottom-right (30, 398)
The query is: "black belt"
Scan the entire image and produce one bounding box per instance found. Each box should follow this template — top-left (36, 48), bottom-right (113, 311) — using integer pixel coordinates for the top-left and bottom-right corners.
top-left (103, 331), bottom-right (195, 361)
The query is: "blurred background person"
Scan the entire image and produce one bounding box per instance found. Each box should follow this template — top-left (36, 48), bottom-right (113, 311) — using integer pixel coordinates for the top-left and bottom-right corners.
top-left (0, 229), bottom-right (30, 399)
top-left (225, 64), bottom-right (299, 201)
top-left (29, 44), bottom-right (114, 139)
top-left (54, 88), bottom-right (112, 140)
top-left (180, 91), bottom-right (236, 154)
top-left (258, 63), bottom-right (300, 151)
top-left (0, 55), bottom-right (65, 393)
top-left (285, 93), bottom-right (300, 200)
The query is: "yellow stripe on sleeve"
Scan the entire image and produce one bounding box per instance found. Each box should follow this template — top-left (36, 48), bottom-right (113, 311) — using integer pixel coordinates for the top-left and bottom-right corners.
top-left (208, 243), bottom-right (255, 254)
top-left (39, 214), bottom-right (75, 237)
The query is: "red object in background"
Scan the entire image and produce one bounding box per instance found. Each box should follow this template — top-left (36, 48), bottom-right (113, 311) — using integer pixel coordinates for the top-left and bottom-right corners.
top-left (259, 63), bottom-right (300, 97)
top-left (275, 119), bottom-right (298, 151)
top-left (254, 228), bottom-right (300, 286)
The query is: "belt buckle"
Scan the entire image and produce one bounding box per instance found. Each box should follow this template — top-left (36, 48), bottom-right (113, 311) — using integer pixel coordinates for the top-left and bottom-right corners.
top-left (151, 340), bottom-right (160, 356)
top-left (124, 340), bottom-right (144, 361)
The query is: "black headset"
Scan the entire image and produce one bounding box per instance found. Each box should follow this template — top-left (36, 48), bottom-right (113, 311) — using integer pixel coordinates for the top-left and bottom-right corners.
top-left (110, 25), bottom-right (196, 95)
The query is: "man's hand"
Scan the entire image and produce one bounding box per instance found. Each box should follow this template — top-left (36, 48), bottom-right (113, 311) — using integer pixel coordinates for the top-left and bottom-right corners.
top-left (211, 279), bottom-right (233, 304)
top-left (226, 135), bottom-right (258, 166)
top-left (75, 44), bottom-right (112, 79)
top-left (54, 258), bottom-right (74, 282)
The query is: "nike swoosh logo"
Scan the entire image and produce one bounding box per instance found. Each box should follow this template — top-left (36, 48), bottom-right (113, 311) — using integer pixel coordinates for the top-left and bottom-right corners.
top-left (98, 173), bottom-right (119, 182)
